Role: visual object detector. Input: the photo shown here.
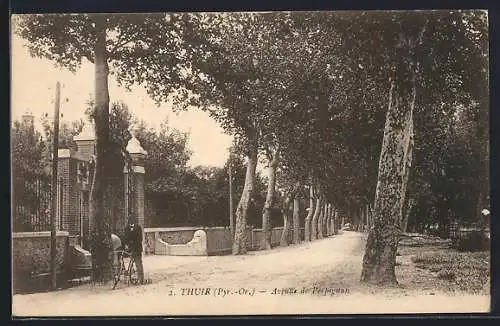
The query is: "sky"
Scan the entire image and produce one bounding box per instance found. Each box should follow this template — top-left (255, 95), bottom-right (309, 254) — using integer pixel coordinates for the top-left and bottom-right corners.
top-left (10, 32), bottom-right (234, 168)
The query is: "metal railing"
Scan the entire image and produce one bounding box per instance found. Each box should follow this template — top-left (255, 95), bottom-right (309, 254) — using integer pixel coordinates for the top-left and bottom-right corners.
top-left (13, 177), bottom-right (64, 232)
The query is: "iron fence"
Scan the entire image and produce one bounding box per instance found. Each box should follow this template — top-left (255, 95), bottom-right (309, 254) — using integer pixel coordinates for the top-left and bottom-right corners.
top-left (12, 176), bottom-right (63, 232)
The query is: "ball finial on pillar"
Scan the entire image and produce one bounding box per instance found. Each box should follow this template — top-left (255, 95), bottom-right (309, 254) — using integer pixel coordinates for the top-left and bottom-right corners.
top-left (124, 124), bottom-right (147, 241)
top-left (126, 124), bottom-right (147, 165)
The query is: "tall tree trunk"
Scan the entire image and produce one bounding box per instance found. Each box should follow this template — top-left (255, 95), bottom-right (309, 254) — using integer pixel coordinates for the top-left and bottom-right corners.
top-left (332, 208), bottom-right (336, 233)
top-left (400, 123), bottom-right (414, 233)
top-left (261, 149), bottom-right (278, 250)
top-left (280, 180), bottom-right (300, 246)
top-left (280, 197), bottom-right (292, 247)
top-left (304, 185), bottom-right (314, 241)
top-left (328, 206), bottom-right (332, 235)
top-left (317, 201), bottom-right (324, 239)
top-left (325, 204), bottom-right (333, 236)
top-left (228, 151), bottom-right (234, 238)
top-left (351, 207), bottom-right (358, 231)
top-left (366, 205), bottom-right (371, 232)
top-left (326, 203), bottom-right (331, 236)
top-left (332, 207), bottom-right (338, 235)
top-left (233, 132), bottom-right (258, 255)
top-left (88, 163), bottom-right (96, 238)
top-left (402, 198), bottom-right (415, 233)
top-left (358, 208), bottom-right (363, 231)
top-left (292, 197), bottom-right (301, 244)
top-left (476, 192), bottom-right (483, 223)
top-left (361, 28), bottom-right (422, 284)
top-left (321, 203), bottom-right (330, 238)
top-left (476, 192), bottom-right (488, 228)
top-left (368, 204), bottom-right (372, 230)
top-left (89, 15), bottom-right (113, 283)
top-left (327, 204), bottom-right (331, 236)
top-left (359, 206), bottom-right (364, 232)
top-left (367, 204), bottom-right (373, 230)
top-left (437, 197), bottom-right (450, 238)
top-left (311, 196), bottom-right (321, 240)
top-left (322, 203), bottom-right (328, 236)
top-left (360, 206), bottom-right (366, 232)
top-left (365, 205), bottom-right (370, 229)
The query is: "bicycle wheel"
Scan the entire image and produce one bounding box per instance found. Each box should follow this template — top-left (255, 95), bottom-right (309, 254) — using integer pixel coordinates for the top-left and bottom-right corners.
top-left (128, 257), bottom-right (140, 285)
top-left (112, 253), bottom-right (125, 290)
top-left (112, 261), bottom-right (123, 289)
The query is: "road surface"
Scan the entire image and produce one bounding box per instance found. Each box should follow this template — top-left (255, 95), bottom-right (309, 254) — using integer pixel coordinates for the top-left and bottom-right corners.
top-left (12, 231), bottom-right (490, 316)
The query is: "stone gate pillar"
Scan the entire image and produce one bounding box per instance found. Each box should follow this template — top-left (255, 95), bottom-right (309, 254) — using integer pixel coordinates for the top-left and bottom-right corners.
top-left (330, 207), bottom-right (336, 235)
top-left (72, 121), bottom-right (96, 246)
top-left (125, 127), bottom-right (147, 229)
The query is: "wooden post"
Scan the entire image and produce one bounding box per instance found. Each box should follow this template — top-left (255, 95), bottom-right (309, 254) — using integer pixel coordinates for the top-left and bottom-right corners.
top-left (80, 192), bottom-right (84, 247)
top-left (50, 81), bottom-right (61, 290)
top-left (228, 152), bottom-right (234, 238)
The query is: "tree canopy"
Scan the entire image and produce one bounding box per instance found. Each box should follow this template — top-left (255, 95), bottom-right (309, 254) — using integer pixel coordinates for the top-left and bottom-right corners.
top-left (14, 10), bottom-right (488, 282)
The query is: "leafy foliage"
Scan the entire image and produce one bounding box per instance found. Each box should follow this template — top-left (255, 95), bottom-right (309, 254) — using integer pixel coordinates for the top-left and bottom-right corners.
top-left (14, 11), bottom-right (488, 254)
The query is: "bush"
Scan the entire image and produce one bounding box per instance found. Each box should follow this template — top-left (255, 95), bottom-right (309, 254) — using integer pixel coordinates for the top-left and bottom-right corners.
top-left (412, 253), bottom-right (446, 265)
top-left (436, 269), bottom-right (455, 280)
top-left (406, 241), bottom-right (489, 294)
top-left (455, 230), bottom-right (489, 252)
top-left (427, 228), bottom-right (441, 237)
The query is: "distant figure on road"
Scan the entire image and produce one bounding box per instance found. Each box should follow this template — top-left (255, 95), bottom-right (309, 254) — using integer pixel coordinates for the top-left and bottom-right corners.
top-left (343, 222), bottom-right (352, 231)
top-left (123, 216), bottom-right (144, 284)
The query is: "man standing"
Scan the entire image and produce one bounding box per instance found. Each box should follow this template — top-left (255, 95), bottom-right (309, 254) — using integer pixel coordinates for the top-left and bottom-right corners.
top-left (124, 216), bottom-right (144, 284)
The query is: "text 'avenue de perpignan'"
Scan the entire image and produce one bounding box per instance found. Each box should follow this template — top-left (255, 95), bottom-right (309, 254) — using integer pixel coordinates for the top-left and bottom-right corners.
top-left (167, 287), bottom-right (350, 297)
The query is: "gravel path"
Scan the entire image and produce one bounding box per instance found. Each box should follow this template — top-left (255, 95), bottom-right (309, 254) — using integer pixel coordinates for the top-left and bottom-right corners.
top-left (12, 231), bottom-right (490, 316)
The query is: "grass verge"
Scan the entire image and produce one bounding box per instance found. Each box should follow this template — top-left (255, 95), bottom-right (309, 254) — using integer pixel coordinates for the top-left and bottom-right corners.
top-left (312, 233), bottom-right (490, 297)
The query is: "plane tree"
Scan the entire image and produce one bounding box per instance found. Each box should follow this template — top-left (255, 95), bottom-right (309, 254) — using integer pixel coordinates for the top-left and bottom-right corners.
top-left (15, 13), bottom-right (197, 280)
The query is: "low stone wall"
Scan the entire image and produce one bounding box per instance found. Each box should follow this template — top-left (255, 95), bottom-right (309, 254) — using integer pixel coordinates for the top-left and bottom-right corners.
top-left (144, 227), bottom-right (202, 255)
top-left (204, 227), bottom-right (233, 255)
top-left (144, 226), bottom-right (308, 256)
top-left (155, 230), bottom-right (208, 256)
top-left (12, 231), bottom-right (70, 292)
top-left (251, 227), bottom-right (304, 249)
top-left (144, 226), bottom-right (254, 256)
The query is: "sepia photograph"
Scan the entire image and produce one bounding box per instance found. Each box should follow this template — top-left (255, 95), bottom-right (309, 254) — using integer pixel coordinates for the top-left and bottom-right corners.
top-left (10, 10), bottom-right (491, 316)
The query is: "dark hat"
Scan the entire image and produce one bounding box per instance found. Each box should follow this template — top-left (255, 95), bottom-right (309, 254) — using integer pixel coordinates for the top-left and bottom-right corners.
top-left (127, 216), bottom-right (137, 224)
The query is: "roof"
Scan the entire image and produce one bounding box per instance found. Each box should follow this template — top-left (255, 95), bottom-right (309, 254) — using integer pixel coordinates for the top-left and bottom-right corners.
top-left (126, 136), bottom-right (147, 155)
top-left (73, 122), bottom-right (95, 141)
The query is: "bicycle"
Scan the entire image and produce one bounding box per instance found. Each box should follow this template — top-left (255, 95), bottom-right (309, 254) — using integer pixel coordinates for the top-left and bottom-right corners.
top-left (112, 249), bottom-right (140, 290)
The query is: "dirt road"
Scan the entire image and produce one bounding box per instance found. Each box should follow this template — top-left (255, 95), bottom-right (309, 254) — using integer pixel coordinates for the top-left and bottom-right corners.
top-left (12, 231), bottom-right (490, 316)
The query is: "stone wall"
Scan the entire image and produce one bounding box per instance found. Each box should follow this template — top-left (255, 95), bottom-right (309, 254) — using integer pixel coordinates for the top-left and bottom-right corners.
top-left (144, 227), bottom-right (200, 255)
top-left (12, 231), bottom-right (69, 292)
top-left (144, 226), bottom-right (306, 256)
top-left (155, 230), bottom-right (208, 256)
top-left (251, 227), bottom-right (303, 249)
top-left (204, 227), bottom-right (233, 255)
